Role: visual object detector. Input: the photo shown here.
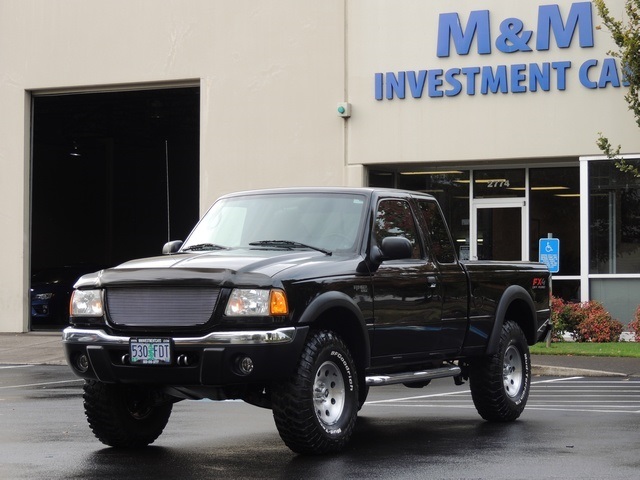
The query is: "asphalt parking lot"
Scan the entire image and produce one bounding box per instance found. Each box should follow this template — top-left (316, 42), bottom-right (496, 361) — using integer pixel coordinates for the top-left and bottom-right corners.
top-left (0, 365), bottom-right (638, 479)
top-left (0, 331), bottom-right (638, 479)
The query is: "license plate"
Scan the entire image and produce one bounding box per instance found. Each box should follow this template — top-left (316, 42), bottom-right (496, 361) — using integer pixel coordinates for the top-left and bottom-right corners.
top-left (129, 338), bottom-right (172, 365)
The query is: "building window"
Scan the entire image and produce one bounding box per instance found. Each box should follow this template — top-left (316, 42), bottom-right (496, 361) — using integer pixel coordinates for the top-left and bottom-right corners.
top-left (368, 169), bottom-right (395, 188)
top-left (529, 166), bottom-right (580, 301)
top-left (473, 169), bottom-right (525, 198)
top-left (589, 159), bottom-right (640, 274)
top-left (393, 170), bottom-right (471, 259)
top-left (529, 167), bottom-right (580, 274)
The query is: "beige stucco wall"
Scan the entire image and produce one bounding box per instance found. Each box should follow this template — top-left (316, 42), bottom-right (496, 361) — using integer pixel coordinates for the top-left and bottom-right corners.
top-left (1, 0), bottom-right (639, 331)
top-left (0, 0), bottom-right (347, 331)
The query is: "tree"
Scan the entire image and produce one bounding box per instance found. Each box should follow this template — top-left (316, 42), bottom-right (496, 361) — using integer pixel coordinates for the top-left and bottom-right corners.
top-left (594, 0), bottom-right (640, 176)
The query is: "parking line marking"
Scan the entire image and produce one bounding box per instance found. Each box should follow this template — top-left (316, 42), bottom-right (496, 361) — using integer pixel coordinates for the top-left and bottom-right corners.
top-left (530, 400), bottom-right (640, 403)
top-left (532, 376), bottom-right (583, 384)
top-left (539, 380), bottom-right (640, 384)
top-left (366, 390), bottom-right (471, 405)
top-left (368, 403), bottom-right (475, 409)
top-left (526, 407), bottom-right (640, 414)
top-left (0, 365), bottom-right (34, 370)
top-left (532, 391), bottom-right (640, 395)
top-left (366, 377), bottom-right (640, 416)
top-left (538, 386), bottom-right (640, 389)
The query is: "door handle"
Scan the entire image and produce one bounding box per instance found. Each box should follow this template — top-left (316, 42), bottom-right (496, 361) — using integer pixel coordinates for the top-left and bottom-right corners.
top-left (426, 276), bottom-right (437, 288)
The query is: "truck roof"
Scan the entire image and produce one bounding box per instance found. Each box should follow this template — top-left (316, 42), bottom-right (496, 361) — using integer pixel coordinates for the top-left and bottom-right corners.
top-left (218, 186), bottom-right (437, 200)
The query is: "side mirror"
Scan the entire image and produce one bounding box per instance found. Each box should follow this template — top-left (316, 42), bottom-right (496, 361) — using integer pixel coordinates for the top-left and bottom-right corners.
top-left (162, 240), bottom-right (183, 255)
top-left (380, 236), bottom-right (413, 260)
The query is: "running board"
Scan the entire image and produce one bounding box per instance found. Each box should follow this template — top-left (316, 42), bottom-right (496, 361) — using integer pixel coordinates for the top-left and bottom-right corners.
top-left (365, 365), bottom-right (461, 387)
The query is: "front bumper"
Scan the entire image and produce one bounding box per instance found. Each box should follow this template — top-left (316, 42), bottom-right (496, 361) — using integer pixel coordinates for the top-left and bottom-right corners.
top-left (63, 326), bottom-right (308, 385)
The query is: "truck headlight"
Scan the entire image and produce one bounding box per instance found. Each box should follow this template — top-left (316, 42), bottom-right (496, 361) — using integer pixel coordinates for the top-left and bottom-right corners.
top-left (70, 289), bottom-right (104, 317)
top-left (225, 288), bottom-right (288, 316)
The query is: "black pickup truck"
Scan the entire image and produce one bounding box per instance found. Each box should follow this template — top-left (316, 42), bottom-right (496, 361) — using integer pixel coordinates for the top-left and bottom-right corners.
top-left (63, 187), bottom-right (551, 454)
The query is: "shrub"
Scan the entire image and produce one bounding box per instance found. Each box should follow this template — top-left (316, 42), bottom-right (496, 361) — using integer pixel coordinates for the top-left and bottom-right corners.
top-left (550, 297), bottom-right (623, 342)
top-left (573, 301), bottom-right (623, 342)
top-left (629, 306), bottom-right (640, 342)
top-left (550, 296), bottom-right (577, 341)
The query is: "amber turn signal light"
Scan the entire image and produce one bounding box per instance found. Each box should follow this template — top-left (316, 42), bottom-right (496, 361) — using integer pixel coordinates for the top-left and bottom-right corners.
top-left (269, 289), bottom-right (289, 315)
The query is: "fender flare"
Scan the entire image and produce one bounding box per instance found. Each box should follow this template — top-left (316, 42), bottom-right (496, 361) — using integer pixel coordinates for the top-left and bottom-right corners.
top-left (297, 291), bottom-right (371, 368)
top-left (485, 285), bottom-right (537, 355)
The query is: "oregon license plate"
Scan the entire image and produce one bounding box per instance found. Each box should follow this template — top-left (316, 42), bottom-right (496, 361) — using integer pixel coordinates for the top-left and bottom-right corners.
top-left (129, 338), bottom-right (172, 365)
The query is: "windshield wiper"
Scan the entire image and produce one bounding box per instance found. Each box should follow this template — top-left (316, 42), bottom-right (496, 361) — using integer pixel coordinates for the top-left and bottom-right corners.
top-left (182, 243), bottom-right (228, 252)
top-left (249, 240), bottom-right (332, 256)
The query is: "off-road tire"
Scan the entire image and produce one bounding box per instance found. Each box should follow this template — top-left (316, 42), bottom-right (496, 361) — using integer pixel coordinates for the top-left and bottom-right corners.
top-left (271, 330), bottom-right (359, 454)
top-left (358, 384), bottom-right (369, 410)
top-left (469, 320), bottom-right (531, 422)
top-left (83, 380), bottom-right (173, 448)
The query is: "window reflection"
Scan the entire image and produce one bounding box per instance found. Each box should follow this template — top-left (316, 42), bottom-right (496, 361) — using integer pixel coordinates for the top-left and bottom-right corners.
top-left (374, 200), bottom-right (422, 259)
top-left (386, 170), bottom-right (470, 261)
top-left (590, 160), bottom-right (640, 274)
top-left (529, 167), bottom-right (580, 276)
top-left (416, 200), bottom-right (456, 263)
top-left (474, 169), bottom-right (525, 198)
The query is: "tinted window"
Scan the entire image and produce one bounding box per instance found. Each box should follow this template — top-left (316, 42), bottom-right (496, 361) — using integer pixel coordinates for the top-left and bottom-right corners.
top-left (374, 200), bottom-right (421, 259)
top-left (417, 200), bottom-right (456, 263)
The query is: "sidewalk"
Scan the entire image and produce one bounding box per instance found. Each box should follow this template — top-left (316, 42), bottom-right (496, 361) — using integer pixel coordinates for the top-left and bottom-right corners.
top-left (0, 332), bottom-right (638, 377)
top-left (0, 332), bottom-right (67, 366)
top-left (530, 353), bottom-right (639, 377)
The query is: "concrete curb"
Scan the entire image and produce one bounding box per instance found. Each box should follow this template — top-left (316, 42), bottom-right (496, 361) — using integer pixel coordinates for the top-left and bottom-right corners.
top-left (533, 365), bottom-right (627, 377)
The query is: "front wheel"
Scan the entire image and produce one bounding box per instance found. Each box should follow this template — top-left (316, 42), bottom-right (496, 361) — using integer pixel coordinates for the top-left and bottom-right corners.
top-left (83, 380), bottom-right (173, 448)
top-left (271, 330), bottom-right (359, 454)
top-left (469, 320), bottom-right (531, 422)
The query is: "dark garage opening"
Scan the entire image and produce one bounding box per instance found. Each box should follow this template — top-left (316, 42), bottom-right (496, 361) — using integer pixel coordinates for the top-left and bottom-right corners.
top-left (30, 87), bottom-right (200, 330)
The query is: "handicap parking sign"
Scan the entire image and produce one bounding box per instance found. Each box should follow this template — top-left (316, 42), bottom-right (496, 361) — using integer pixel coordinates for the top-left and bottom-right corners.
top-left (539, 238), bottom-right (560, 273)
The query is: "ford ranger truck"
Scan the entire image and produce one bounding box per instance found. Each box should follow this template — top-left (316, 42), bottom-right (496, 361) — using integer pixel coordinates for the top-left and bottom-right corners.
top-left (63, 187), bottom-right (551, 454)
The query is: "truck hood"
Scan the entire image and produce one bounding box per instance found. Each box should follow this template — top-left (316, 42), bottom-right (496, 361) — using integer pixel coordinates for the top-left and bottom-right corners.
top-left (74, 249), bottom-right (354, 289)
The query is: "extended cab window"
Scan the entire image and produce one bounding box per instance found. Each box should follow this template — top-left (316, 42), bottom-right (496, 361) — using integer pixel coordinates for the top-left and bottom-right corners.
top-left (417, 200), bottom-right (456, 264)
top-left (374, 199), bottom-right (422, 259)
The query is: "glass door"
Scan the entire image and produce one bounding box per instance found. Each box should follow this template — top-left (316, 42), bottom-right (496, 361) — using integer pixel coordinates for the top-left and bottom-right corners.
top-left (471, 200), bottom-right (526, 261)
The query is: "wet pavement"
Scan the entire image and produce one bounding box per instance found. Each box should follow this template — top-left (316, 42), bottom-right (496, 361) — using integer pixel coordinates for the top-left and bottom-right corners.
top-left (1, 365), bottom-right (638, 480)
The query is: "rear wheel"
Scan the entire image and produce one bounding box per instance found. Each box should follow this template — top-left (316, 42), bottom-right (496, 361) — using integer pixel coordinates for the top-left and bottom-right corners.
top-left (469, 320), bottom-right (531, 422)
top-left (271, 330), bottom-right (359, 454)
top-left (83, 380), bottom-right (173, 448)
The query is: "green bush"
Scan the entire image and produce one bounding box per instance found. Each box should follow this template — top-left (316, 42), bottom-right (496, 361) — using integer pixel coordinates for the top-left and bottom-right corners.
top-left (550, 297), bottom-right (623, 343)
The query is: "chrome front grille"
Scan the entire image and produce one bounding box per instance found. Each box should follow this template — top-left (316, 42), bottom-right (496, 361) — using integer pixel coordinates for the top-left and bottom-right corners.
top-left (106, 287), bottom-right (220, 327)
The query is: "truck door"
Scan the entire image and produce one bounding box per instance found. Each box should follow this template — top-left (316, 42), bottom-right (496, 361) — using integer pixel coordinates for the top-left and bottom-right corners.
top-left (370, 198), bottom-right (444, 363)
top-left (415, 198), bottom-right (469, 352)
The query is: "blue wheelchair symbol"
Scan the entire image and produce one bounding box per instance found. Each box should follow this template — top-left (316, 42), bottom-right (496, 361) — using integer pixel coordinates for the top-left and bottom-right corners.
top-left (539, 238), bottom-right (560, 274)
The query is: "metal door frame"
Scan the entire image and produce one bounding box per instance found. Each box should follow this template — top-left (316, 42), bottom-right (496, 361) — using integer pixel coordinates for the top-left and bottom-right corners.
top-left (470, 198), bottom-right (528, 261)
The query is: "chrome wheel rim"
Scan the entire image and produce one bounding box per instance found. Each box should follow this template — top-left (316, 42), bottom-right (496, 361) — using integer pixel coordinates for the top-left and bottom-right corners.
top-left (503, 345), bottom-right (523, 398)
top-left (313, 360), bottom-right (346, 426)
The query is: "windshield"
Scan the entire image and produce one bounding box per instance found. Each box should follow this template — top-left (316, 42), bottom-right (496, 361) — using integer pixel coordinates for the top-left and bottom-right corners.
top-left (183, 192), bottom-right (367, 253)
